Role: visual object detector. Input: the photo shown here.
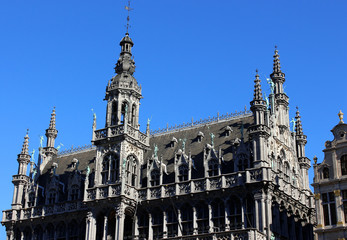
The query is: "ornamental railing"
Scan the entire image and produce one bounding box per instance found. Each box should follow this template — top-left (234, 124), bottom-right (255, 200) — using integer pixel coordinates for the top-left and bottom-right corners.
top-left (150, 110), bottom-right (252, 136)
top-left (58, 144), bottom-right (95, 156)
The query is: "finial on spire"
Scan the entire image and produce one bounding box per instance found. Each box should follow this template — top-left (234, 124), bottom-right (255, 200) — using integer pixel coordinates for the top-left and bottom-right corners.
top-left (273, 46), bottom-right (281, 73)
top-left (49, 107), bottom-right (56, 130)
top-left (21, 129), bottom-right (30, 155)
top-left (253, 69), bottom-right (263, 101)
top-left (295, 107), bottom-right (304, 135)
top-left (338, 110), bottom-right (344, 124)
top-left (125, 0), bottom-right (133, 34)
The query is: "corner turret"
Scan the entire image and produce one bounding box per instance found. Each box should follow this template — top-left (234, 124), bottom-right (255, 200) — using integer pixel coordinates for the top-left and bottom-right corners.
top-left (43, 108), bottom-right (58, 156)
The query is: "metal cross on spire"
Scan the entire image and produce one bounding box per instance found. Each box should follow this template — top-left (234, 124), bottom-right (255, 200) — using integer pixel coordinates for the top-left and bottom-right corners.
top-left (125, 0), bottom-right (133, 33)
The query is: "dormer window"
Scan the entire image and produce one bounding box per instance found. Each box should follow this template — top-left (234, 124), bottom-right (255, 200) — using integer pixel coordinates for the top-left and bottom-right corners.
top-left (48, 189), bottom-right (57, 205)
top-left (225, 126), bottom-right (233, 137)
top-left (178, 165), bottom-right (189, 182)
top-left (170, 137), bottom-right (178, 148)
top-left (197, 132), bottom-right (204, 142)
top-left (70, 185), bottom-right (79, 201)
top-left (208, 159), bottom-right (219, 177)
top-left (150, 169), bottom-right (160, 186)
top-left (323, 167), bottom-right (329, 179)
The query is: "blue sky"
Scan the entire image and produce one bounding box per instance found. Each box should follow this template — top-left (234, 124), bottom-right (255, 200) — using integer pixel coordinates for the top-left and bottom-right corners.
top-left (0, 0), bottom-right (346, 235)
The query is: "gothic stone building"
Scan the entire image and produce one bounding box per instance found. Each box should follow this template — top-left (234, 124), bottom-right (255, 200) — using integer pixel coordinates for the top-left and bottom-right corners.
top-left (2, 32), bottom-right (315, 240)
top-left (312, 111), bottom-right (347, 240)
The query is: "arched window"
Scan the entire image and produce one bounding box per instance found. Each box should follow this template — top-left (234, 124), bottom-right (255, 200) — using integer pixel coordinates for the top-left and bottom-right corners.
top-left (208, 159), bottom-right (219, 177)
top-left (111, 101), bottom-right (118, 126)
top-left (196, 202), bottom-right (209, 234)
top-left (46, 224), bottom-right (55, 240)
top-left (70, 185), bottom-right (79, 201)
top-left (68, 220), bottom-right (79, 240)
top-left (284, 162), bottom-right (290, 182)
top-left (178, 164), bottom-right (189, 182)
top-left (48, 189), bottom-right (56, 205)
top-left (181, 204), bottom-right (193, 235)
top-left (121, 102), bottom-right (128, 124)
top-left (323, 167), bottom-right (330, 179)
top-left (137, 210), bottom-right (149, 239)
top-left (166, 207), bottom-right (178, 237)
top-left (228, 197), bottom-right (242, 230)
top-left (211, 199), bottom-right (225, 231)
top-left (150, 169), bottom-right (160, 186)
top-left (28, 192), bottom-right (35, 207)
top-left (237, 153), bottom-right (248, 171)
top-left (245, 195), bottom-right (254, 228)
top-left (101, 154), bottom-right (119, 184)
top-left (341, 155), bottom-right (347, 175)
top-left (125, 155), bottom-right (137, 187)
top-left (56, 222), bottom-right (66, 240)
top-left (131, 104), bottom-right (136, 126)
top-left (152, 209), bottom-right (163, 239)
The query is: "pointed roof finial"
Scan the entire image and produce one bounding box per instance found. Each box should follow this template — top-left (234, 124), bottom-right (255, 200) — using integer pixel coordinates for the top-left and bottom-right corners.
top-left (273, 45), bottom-right (281, 74)
top-left (295, 107), bottom-right (304, 135)
top-left (21, 129), bottom-right (30, 155)
top-left (253, 69), bottom-right (263, 101)
top-left (338, 110), bottom-right (344, 124)
top-left (125, 0), bottom-right (133, 34)
top-left (49, 107), bottom-right (56, 130)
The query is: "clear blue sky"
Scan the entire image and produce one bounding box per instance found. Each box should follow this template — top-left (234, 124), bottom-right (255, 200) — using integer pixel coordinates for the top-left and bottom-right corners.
top-left (0, 0), bottom-right (346, 235)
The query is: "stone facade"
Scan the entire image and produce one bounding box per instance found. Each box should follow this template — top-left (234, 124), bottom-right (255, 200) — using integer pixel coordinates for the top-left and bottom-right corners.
top-left (312, 111), bottom-right (347, 240)
top-left (1, 31), bottom-right (315, 240)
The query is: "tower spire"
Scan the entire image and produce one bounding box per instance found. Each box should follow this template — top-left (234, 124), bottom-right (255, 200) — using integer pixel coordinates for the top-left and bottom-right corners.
top-left (273, 46), bottom-right (282, 74)
top-left (49, 107), bottom-right (56, 130)
top-left (21, 129), bottom-right (30, 155)
top-left (44, 108), bottom-right (58, 155)
top-left (295, 107), bottom-right (304, 136)
top-left (253, 69), bottom-right (264, 101)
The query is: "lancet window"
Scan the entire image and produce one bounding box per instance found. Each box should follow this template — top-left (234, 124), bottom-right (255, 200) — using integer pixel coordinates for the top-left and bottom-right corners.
top-left (152, 209), bottom-right (163, 239)
top-left (228, 197), bottom-right (242, 230)
top-left (284, 162), bottom-right (290, 182)
top-left (196, 202), bottom-right (209, 234)
top-left (341, 155), bottom-right (347, 175)
top-left (48, 189), bottom-right (57, 205)
top-left (101, 153), bottom-right (119, 184)
top-left (131, 104), bottom-right (136, 126)
top-left (28, 192), bottom-right (35, 207)
top-left (166, 207), bottom-right (178, 238)
top-left (138, 211), bottom-right (149, 239)
top-left (178, 164), bottom-right (189, 182)
top-left (181, 204), bottom-right (193, 235)
top-left (208, 159), bottom-right (219, 177)
top-left (211, 199), bottom-right (225, 231)
top-left (125, 155), bottom-right (137, 186)
top-left (237, 153), bottom-right (248, 171)
top-left (121, 102), bottom-right (128, 124)
top-left (245, 195), bottom-right (255, 228)
top-left (322, 192), bottom-right (337, 226)
top-left (150, 169), bottom-right (160, 186)
top-left (111, 101), bottom-right (118, 126)
top-left (70, 185), bottom-right (79, 201)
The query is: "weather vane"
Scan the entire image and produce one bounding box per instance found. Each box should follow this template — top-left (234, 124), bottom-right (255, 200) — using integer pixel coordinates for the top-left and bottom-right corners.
top-left (125, 0), bottom-right (133, 33)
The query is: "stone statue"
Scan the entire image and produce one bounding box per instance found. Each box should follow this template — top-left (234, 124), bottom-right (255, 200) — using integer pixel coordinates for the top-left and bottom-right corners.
top-left (147, 118), bottom-right (151, 126)
top-left (290, 118), bottom-right (296, 132)
top-left (154, 144), bottom-right (159, 158)
top-left (240, 124), bottom-right (244, 139)
top-left (39, 136), bottom-right (44, 148)
top-left (267, 78), bottom-right (275, 94)
top-left (180, 138), bottom-right (187, 152)
top-left (31, 149), bottom-right (35, 162)
top-left (210, 133), bottom-right (215, 146)
top-left (85, 166), bottom-right (90, 177)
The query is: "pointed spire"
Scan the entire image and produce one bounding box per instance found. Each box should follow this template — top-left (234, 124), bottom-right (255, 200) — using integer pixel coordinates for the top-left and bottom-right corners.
top-left (295, 107), bottom-right (304, 135)
top-left (49, 107), bottom-right (56, 130)
top-left (273, 46), bottom-right (282, 74)
top-left (21, 129), bottom-right (30, 155)
top-left (253, 69), bottom-right (263, 101)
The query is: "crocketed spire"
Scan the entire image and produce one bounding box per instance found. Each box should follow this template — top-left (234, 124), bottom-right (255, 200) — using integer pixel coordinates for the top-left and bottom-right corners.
top-left (21, 130), bottom-right (29, 155)
top-left (253, 69), bottom-right (263, 101)
top-left (295, 107), bottom-right (304, 135)
top-left (49, 107), bottom-right (56, 129)
top-left (273, 46), bottom-right (281, 74)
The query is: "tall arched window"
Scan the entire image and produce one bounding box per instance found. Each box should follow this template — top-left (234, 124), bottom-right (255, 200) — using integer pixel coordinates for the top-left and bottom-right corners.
top-left (68, 220), bottom-right (79, 240)
top-left (208, 159), bottom-right (219, 177)
top-left (137, 210), bottom-right (149, 239)
top-left (181, 204), bottom-right (193, 235)
top-left (211, 199), bottom-right (225, 231)
top-left (166, 207), bottom-right (178, 237)
top-left (228, 197), bottom-right (242, 230)
top-left (121, 102), bottom-right (128, 124)
top-left (101, 154), bottom-right (119, 184)
top-left (125, 155), bottom-right (137, 187)
top-left (152, 209), bottom-right (163, 239)
top-left (323, 167), bottom-right (330, 179)
top-left (284, 162), bottom-right (290, 182)
top-left (237, 153), bottom-right (248, 171)
top-left (150, 169), bottom-right (160, 186)
top-left (245, 195), bottom-right (254, 228)
top-left (341, 155), bottom-right (347, 175)
top-left (196, 202), bottom-right (209, 234)
top-left (178, 164), bottom-right (189, 182)
top-left (131, 104), bottom-right (136, 126)
top-left (111, 101), bottom-right (118, 126)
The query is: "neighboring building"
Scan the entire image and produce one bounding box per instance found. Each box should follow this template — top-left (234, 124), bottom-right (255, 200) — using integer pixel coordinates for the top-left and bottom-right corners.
top-left (1, 30), bottom-right (315, 240)
top-left (313, 111), bottom-right (347, 240)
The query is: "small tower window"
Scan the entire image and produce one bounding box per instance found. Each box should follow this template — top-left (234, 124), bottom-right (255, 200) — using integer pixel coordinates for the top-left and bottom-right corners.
top-left (111, 101), bottom-right (118, 126)
top-left (121, 102), bottom-right (128, 124)
top-left (131, 104), bottom-right (136, 126)
top-left (150, 169), bottom-right (160, 186)
top-left (178, 165), bottom-right (189, 182)
top-left (208, 159), bottom-right (219, 177)
top-left (323, 167), bottom-right (330, 179)
top-left (341, 155), bottom-right (347, 175)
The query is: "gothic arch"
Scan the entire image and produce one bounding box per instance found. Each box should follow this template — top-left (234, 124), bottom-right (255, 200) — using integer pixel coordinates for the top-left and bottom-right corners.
top-left (125, 154), bottom-right (139, 187)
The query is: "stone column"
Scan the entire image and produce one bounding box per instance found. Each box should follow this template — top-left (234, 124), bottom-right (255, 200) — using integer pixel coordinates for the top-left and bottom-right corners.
top-left (260, 199), bottom-right (266, 232)
top-left (254, 199), bottom-right (259, 229)
top-left (133, 214), bottom-right (139, 239)
top-left (192, 206), bottom-right (198, 235)
top-left (265, 195), bottom-right (272, 239)
top-left (162, 210), bottom-right (167, 238)
top-left (314, 193), bottom-right (323, 229)
top-left (241, 198), bottom-right (245, 229)
top-left (102, 215), bottom-right (108, 240)
top-left (85, 211), bottom-right (96, 240)
top-left (115, 204), bottom-right (125, 240)
top-left (177, 209), bottom-right (182, 237)
top-left (224, 199), bottom-right (230, 231)
top-left (148, 213), bottom-right (153, 240)
top-left (6, 225), bottom-right (14, 240)
top-left (334, 190), bottom-right (344, 226)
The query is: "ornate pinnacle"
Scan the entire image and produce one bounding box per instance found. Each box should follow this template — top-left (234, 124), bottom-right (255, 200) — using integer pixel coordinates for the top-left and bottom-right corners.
top-left (21, 129), bottom-right (30, 155)
top-left (49, 107), bottom-right (56, 130)
top-left (295, 107), bottom-right (304, 135)
top-left (338, 110), bottom-right (344, 124)
top-left (273, 46), bottom-right (282, 74)
top-left (253, 69), bottom-right (263, 101)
